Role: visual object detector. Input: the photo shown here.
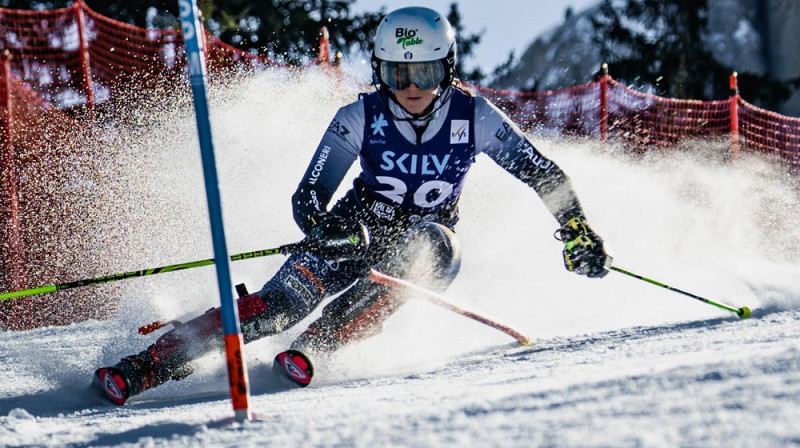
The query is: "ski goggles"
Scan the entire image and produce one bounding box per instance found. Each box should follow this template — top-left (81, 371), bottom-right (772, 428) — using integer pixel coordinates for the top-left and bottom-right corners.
top-left (380, 60), bottom-right (446, 90)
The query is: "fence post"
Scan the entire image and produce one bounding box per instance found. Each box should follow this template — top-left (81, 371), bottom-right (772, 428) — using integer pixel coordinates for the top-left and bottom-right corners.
top-left (729, 71), bottom-right (740, 160)
top-left (318, 27), bottom-right (331, 65)
top-left (73, 1), bottom-right (95, 111)
top-left (599, 63), bottom-right (609, 142)
top-left (0, 52), bottom-right (25, 292)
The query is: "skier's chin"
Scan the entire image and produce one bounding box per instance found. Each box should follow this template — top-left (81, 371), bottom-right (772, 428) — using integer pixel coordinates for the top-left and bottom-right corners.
top-left (398, 98), bottom-right (430, 115)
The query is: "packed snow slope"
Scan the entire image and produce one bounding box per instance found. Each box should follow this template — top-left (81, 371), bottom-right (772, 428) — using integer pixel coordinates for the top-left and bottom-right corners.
top-left (1, 70), bottom-right (799, 447)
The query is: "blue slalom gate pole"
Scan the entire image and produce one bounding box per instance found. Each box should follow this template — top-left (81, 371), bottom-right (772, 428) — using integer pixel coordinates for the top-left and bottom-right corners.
top-left (177, 0), bottom-right (251, 422)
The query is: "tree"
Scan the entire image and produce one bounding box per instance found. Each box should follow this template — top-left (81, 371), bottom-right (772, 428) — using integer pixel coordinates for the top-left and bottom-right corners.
top-left (198, 0), bottom-right (383, 65)
top-left (446, 3), bottom-right (484, 84)
top-left (591, 0), bottom-right (795, 108)
top-left (490, 50), bottom-right (516, 83)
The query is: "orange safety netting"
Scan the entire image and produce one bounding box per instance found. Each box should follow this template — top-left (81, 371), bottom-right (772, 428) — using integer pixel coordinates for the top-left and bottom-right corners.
top-left (471, 78), bottom-right (732, 144)
top-left (0, 5), bottom-right (88, 107)
top-left (81, 5), bottom-right (282, 93)
top-left (471, 76), bottom-right (799, 171)
top-left (0, 69), bottom-right (116, 330)
top-left (739, 99), bottom-right (800, 173)
top-left (604, 77), bottom-right (732, 148)
top-left (0, 1), bottom-right (281, 110)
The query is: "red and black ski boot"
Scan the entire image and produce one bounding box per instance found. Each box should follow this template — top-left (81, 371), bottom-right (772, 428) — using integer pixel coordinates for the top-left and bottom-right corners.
top-left (272, 349), bottom-right (314, 388)
top-left (93, 349), bottom-right (193, 405)
top-left (93, 292), bottom-right (277, 404)
top-left (94, 366), bottom-right (130, 405)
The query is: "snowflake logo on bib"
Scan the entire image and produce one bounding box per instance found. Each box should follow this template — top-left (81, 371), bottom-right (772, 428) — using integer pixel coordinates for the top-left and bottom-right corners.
top-left (371, 113), bottom-right (388, 136)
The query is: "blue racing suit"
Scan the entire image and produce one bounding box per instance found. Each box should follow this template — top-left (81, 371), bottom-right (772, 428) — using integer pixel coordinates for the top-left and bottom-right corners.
top-left (241, 85), bottom-right (588, 351)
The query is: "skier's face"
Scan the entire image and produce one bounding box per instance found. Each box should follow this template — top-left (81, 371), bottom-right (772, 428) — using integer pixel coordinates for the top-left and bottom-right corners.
top-left (393, 83), bottom-right (439, 115)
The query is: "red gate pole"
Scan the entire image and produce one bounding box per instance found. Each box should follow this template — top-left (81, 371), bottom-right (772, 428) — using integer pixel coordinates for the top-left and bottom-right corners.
top-left (599, 63), bottom-right (609, 142)
top-left (729, 71), bottom-right (740, 160)
top-left (73, 1), bottom-right (95, 112)
top-left (0, 51), bottom-right (25, 292)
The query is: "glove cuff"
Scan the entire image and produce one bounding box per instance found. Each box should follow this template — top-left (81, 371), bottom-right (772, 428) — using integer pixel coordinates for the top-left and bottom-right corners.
top-left (555, 216), bottom-right (591, 242)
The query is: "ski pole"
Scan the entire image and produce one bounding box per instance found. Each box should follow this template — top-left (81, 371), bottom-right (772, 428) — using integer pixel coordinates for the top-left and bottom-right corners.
top-left (0, 246), bottom-right (285, 301)
top-left (369, 268), bottom-right (532, 346)
top-left (609, 265), bottom-right (751, 318)
top-left (0, 226), bottom-right (369, 302)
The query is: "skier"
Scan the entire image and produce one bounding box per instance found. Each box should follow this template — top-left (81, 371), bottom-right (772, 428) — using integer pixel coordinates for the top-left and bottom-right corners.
top-left (94, 6), bottom-right (610, 405)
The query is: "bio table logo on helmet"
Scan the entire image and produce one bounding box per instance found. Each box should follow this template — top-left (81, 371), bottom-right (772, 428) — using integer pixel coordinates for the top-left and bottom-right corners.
top-left (372, 7), bottom-right (457, 92)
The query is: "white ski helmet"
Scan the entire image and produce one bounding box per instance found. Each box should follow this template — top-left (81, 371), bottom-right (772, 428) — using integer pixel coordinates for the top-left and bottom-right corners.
top-left (372, 7), bottom-right (457, 90)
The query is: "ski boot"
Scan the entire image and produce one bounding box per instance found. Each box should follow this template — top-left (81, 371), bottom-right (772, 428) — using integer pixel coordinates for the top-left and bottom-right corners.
top-left (269, 276), bottom-right (398, 389)
top-left (93, 291), bottom-right (285, 405)
top-left (94, 349), bottom-right (193, 405)
top-left (272, 349), bottom-right (314, 388)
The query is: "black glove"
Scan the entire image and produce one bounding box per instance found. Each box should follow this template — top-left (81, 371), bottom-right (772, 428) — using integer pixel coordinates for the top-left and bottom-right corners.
top-left (555, 217), bottom-right (611, 278)
top-left (295, 212), bottom-right (370, 261)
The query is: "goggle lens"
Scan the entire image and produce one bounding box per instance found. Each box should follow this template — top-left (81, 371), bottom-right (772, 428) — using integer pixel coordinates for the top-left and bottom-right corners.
top-left (380, 60), bottom-right (446, 90)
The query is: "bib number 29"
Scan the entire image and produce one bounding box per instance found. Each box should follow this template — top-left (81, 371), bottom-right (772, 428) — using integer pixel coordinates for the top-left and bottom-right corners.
top-left (375, 176), bottom-right (454, 208)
